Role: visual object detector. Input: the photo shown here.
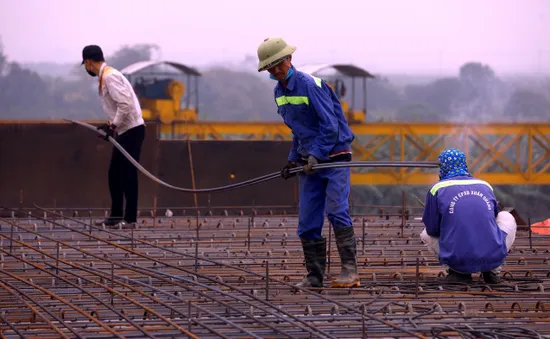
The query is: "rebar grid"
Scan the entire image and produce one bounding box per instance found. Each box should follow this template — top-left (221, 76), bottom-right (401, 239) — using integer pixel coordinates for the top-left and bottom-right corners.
top-left (0, 204), bottom-right (549, 339)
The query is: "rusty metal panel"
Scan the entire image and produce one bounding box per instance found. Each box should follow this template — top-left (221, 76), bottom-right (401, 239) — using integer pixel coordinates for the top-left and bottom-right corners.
top-left (0, 122), bottom-right (159, 210)
top-left (155, 140), bottom-right (297, 209)
top-left (0, 122), bottom-right (296, 210)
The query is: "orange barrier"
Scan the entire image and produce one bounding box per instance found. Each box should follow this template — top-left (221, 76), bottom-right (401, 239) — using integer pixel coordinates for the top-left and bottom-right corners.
top-left (531, 219), bottom-right (550, 235)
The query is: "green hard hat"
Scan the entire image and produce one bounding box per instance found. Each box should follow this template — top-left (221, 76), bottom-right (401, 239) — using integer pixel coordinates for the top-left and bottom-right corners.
top-left (257, 37), bottom-right (296, 72)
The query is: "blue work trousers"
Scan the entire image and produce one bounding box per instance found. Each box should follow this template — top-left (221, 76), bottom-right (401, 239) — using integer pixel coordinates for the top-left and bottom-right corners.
top-left (297, 167), bottom-right (353, 240)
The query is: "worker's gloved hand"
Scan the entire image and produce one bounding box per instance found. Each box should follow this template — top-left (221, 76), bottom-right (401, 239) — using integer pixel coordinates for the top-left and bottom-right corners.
top-left (281, 161), bottom-right (298, 179)
top-left (303, 155), bottom-right (318, 174)
top-left (96, 123), bottom-right (116, 141)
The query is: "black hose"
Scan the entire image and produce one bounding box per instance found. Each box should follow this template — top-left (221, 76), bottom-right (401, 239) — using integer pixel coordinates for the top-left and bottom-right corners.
top-left (66, 119), bottom-right (440, 194)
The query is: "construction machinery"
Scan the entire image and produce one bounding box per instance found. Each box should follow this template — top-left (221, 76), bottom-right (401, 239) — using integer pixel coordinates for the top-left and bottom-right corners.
top-left (120, 60), bottom-right (201, 138)
top-left (299, 64), bottom-right (375, 124)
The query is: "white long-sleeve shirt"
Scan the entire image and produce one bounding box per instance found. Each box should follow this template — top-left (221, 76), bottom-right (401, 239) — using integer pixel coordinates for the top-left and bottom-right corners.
top-left (98, 63), bottom-right (144, 135)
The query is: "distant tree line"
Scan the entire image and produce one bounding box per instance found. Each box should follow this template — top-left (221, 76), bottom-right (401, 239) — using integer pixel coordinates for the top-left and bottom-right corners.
top-left (0, 37), bottom-right (549, 122)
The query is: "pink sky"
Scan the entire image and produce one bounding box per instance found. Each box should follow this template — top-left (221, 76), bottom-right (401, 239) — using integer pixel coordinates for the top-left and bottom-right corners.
top-left (0, 0), bottom-right (548, 74)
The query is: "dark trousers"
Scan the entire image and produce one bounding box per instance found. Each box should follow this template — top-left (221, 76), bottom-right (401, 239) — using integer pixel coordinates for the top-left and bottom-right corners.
top-left (108, 124), bottom-right (145, 223)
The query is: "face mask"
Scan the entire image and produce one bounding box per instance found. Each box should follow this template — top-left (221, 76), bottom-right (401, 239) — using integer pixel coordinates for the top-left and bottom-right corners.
top-left (270, 67), bottom-right (294, 81)
top-left (84, 62), bottom-right (97, 77)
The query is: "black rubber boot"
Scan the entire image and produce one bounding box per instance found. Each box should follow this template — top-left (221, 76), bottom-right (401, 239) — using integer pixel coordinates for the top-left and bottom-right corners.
top-left (482, 271), bottom-right (502, 284)
top-left (444, 268), bottom-right (473, 283)
top-left (295, 237), bottom-right (327, 288)
top-left (331, 226), bottom-right (360, 288)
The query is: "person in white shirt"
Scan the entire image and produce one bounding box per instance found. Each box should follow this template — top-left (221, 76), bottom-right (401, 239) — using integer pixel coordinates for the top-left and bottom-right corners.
top-left (81, 45), bottom-right (145, 228)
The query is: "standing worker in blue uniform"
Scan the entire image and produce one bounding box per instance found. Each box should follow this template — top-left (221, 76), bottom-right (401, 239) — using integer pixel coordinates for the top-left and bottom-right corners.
top-left (256, 37), bottom-right (360, 288)
top-left (421, 148), bottom-right (517, 284)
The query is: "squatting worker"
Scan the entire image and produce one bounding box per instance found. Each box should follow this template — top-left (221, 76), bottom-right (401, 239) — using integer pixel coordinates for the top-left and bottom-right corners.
top-left (81, 45), bottom-right (145, 229)
top-left (421, 148), bottom-right (517, 284)
top-left (256, 37), bottom-right (359, 289)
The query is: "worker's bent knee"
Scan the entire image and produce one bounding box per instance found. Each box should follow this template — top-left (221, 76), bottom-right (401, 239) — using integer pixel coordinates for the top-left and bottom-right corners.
top-left (496, 211), bottom-right (517, 233)
top-left (419, 228), bottom-right (440, 255)
top-left (496, 211), bottom-right (517, 251)
top-left (419, 229), bottom-right (430, 243)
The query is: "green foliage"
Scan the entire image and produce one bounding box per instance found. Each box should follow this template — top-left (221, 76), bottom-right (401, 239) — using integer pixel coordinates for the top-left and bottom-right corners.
top-left (504, 90), bottom-right (550, 120)
top-left (0, 37), bottom-right (6, 76)
top-left (198, 67), bottom-right (275, 121)
top-left (109, 43), bottom-right (159, 70)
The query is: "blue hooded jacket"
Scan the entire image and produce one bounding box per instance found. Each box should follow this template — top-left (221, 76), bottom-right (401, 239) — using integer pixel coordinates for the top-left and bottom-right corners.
top-left (273, 67), bottom-right (355, 162)
top-left (422, 149), bottom-right (509, 273)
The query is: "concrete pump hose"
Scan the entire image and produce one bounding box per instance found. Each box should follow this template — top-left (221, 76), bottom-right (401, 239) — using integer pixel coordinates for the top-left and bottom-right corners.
top-left (67, 119), bottom-right (441, 194)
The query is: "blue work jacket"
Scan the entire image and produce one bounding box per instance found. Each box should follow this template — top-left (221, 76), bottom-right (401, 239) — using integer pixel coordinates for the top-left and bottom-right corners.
top-left (273, 67), bottom-right (355, 162)
top-left (422, 176), bottom-right (508, 273)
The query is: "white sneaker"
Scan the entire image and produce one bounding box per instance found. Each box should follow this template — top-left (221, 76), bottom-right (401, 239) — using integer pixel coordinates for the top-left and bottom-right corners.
top-left (110, 221), bottom-right (136, 230)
